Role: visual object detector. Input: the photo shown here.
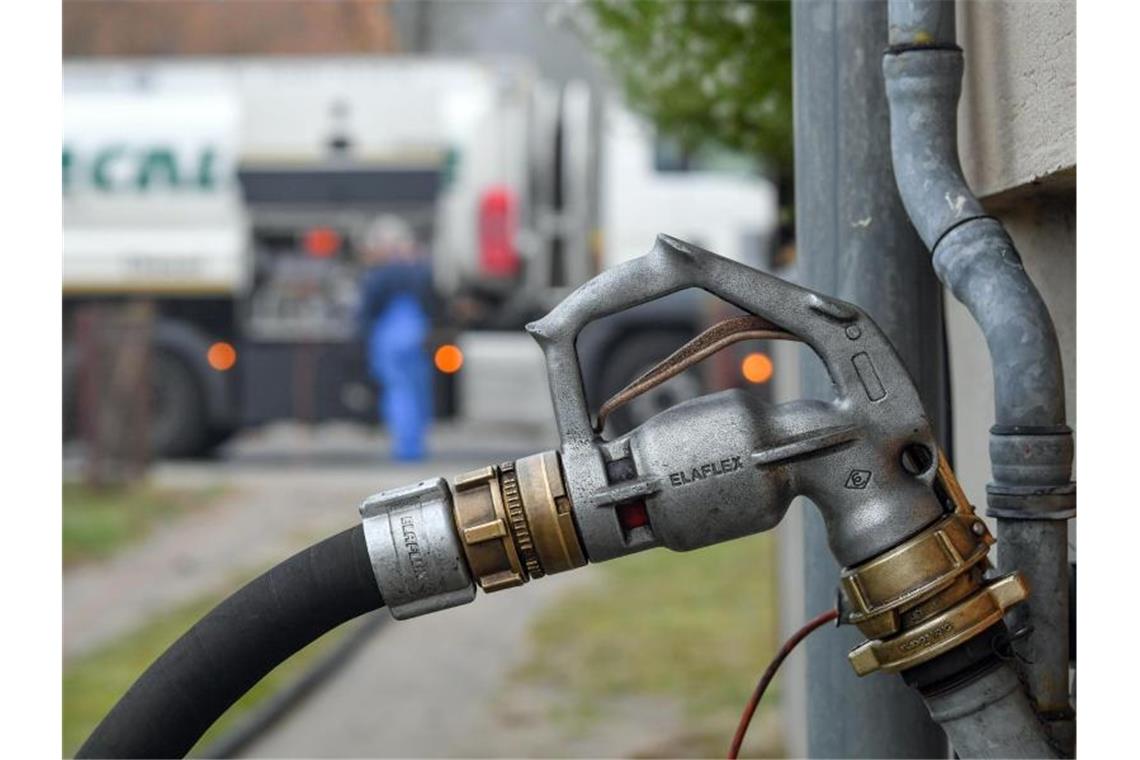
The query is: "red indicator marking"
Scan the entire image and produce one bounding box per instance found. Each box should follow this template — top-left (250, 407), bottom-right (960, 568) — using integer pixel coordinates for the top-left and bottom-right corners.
top-left (617, 501), bottom-right (650, 531)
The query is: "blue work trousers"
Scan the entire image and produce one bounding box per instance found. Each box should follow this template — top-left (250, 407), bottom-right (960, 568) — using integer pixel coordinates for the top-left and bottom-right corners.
top-left (368, 297), bottom-right (432, 460)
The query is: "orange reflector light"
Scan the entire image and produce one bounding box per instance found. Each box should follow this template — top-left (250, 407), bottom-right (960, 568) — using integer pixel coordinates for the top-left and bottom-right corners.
top-left (742, 352), bottom-right (774, 384)
top-left (434, 344), bottom-right (464, 374)
top-left (207, 341), bottom-right (237, 372)
top-left (303, 227), bottom-right (341, 258)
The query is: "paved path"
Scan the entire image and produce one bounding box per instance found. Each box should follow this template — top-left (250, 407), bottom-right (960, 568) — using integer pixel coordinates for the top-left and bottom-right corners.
top-left (239, 566), bottom-right (693, 759)
top-left (64, 421), bottom-right (550, 660)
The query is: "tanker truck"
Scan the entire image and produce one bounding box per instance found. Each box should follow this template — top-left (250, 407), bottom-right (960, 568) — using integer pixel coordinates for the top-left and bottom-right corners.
top-left (63, 56), bottom-right (776, 456)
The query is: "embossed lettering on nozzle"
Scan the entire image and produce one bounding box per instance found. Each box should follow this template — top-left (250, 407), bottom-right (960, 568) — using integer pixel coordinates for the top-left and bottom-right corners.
top-left (592, 380), bottom-right (948, 572)
top-left (360, 478), bottom-right (475, 620)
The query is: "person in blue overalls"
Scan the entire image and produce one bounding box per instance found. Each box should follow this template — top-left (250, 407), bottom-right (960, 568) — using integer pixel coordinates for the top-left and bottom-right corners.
top-left (358, 215), bottom-right (435, 461)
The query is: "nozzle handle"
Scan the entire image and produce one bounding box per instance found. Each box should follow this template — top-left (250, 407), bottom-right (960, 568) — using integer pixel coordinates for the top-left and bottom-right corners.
top-left (527, 234), bottom-right (923, 444)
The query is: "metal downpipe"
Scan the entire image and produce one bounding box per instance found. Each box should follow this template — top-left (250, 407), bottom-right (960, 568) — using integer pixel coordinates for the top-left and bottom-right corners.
top-left (882, 0), bottom-right (1074, 754)
top-left (793, 1), bottom-right (949, 756)
top-left (923, 662), bottom-right (1059, 759)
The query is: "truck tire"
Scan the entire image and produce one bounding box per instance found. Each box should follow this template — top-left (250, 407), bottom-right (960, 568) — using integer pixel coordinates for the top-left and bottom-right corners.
top-left (596, 330), bottom-right (705, 435)
top-left (62, 344), bottom-right (210, 458)
top-left (150, 349), bottom-right (210, 458)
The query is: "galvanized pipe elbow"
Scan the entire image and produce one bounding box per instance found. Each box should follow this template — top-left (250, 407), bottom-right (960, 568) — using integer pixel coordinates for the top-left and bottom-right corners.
top-left (882, 48), bottom-right (1067, 431)
top-left (882, 50), bottom-right (984, 250)
top-left (934, 219), bottom-right (1066, 428)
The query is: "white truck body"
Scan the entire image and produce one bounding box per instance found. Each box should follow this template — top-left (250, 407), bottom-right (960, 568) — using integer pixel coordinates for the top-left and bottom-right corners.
top-left (64, 57), bottom-right (539, 297)
top-left (460, 100), bottom-right (779, 430)
top-left (63, 81), bottom-right (246, 293)
top-left (63, 57), bottom-right (777, 447)
top-left (600, 101), bottom-right (778, 270)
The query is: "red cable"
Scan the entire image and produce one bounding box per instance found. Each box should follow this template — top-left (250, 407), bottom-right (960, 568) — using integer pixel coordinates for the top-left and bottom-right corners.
top-left (727, 608), bottom-right (839, 759)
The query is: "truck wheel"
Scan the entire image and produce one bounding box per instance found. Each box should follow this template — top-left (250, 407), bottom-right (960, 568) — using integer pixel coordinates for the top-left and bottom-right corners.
top-left (597, 330), bottom-right (705, 435)
top-left (150, 350), bottom-right (210, 458)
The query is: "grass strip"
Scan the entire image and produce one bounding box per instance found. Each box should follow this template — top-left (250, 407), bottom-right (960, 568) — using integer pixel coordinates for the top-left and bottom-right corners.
top-left (63, 581), bottom-right (351, 757)
top-left (513, 532), bottom-right (782, 756)
top-left (63, 481), bottom-right (226, 565)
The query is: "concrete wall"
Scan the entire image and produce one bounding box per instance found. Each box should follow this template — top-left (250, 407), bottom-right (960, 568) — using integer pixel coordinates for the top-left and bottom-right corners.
top-left (948, 0), bottom-right (1077, 530)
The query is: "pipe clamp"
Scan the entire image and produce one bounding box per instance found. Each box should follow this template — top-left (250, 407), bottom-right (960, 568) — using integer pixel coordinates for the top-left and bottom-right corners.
top-left (986, 483), bottom-right (1076, 520)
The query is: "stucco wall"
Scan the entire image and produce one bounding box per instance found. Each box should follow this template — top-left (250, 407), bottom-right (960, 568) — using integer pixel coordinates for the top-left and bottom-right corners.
top-left (957, 0), bottom-right (1076, 198)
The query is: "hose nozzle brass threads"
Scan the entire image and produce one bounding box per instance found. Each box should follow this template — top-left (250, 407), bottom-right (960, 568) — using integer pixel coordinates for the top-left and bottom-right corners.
top-left (452, 451), bottom-right (586, 592)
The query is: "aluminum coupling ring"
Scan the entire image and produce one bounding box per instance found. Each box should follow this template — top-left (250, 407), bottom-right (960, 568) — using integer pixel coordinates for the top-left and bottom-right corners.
top-left (360, 478), bottom-right (476, 620)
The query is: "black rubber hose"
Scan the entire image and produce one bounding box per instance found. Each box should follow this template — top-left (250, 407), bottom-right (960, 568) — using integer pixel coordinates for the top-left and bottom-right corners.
top-left (77, 525), bottom-right (384, 759)
top-left (195, 613), bottom-right (388, 759)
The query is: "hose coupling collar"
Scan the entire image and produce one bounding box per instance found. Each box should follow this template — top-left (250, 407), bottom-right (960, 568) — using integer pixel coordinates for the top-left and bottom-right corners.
top-left (360, 478), bottom-right (476, 620)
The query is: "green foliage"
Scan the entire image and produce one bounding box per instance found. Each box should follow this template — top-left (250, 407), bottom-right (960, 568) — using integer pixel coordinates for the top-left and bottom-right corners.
top-left (587, 0), bottom-right (793, 178)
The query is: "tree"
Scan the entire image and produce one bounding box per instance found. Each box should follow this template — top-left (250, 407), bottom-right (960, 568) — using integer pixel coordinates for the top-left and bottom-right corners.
top-left (585, 0), bottom-right (793, 201)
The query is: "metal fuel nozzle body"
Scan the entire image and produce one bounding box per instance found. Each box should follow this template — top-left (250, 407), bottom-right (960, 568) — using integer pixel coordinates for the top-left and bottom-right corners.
top-left (359, 234), bottom-right (1027, 679)
top-left (528, 234), bottom-right (944, 569)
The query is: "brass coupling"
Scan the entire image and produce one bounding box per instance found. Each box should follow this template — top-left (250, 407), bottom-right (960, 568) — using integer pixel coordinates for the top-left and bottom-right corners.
top-left (843, 452), bottom-right (1029, 676)
top-left (452, 450), bottom-right (587, 592)
top-left (848, 573), bottom-right (1028, 675)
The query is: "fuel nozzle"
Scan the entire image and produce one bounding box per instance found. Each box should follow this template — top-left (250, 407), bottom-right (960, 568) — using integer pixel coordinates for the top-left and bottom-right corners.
top-left (361, 234), bottom-right (1028, 684)
top-left (359, 451), bottom-right (586, 619)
